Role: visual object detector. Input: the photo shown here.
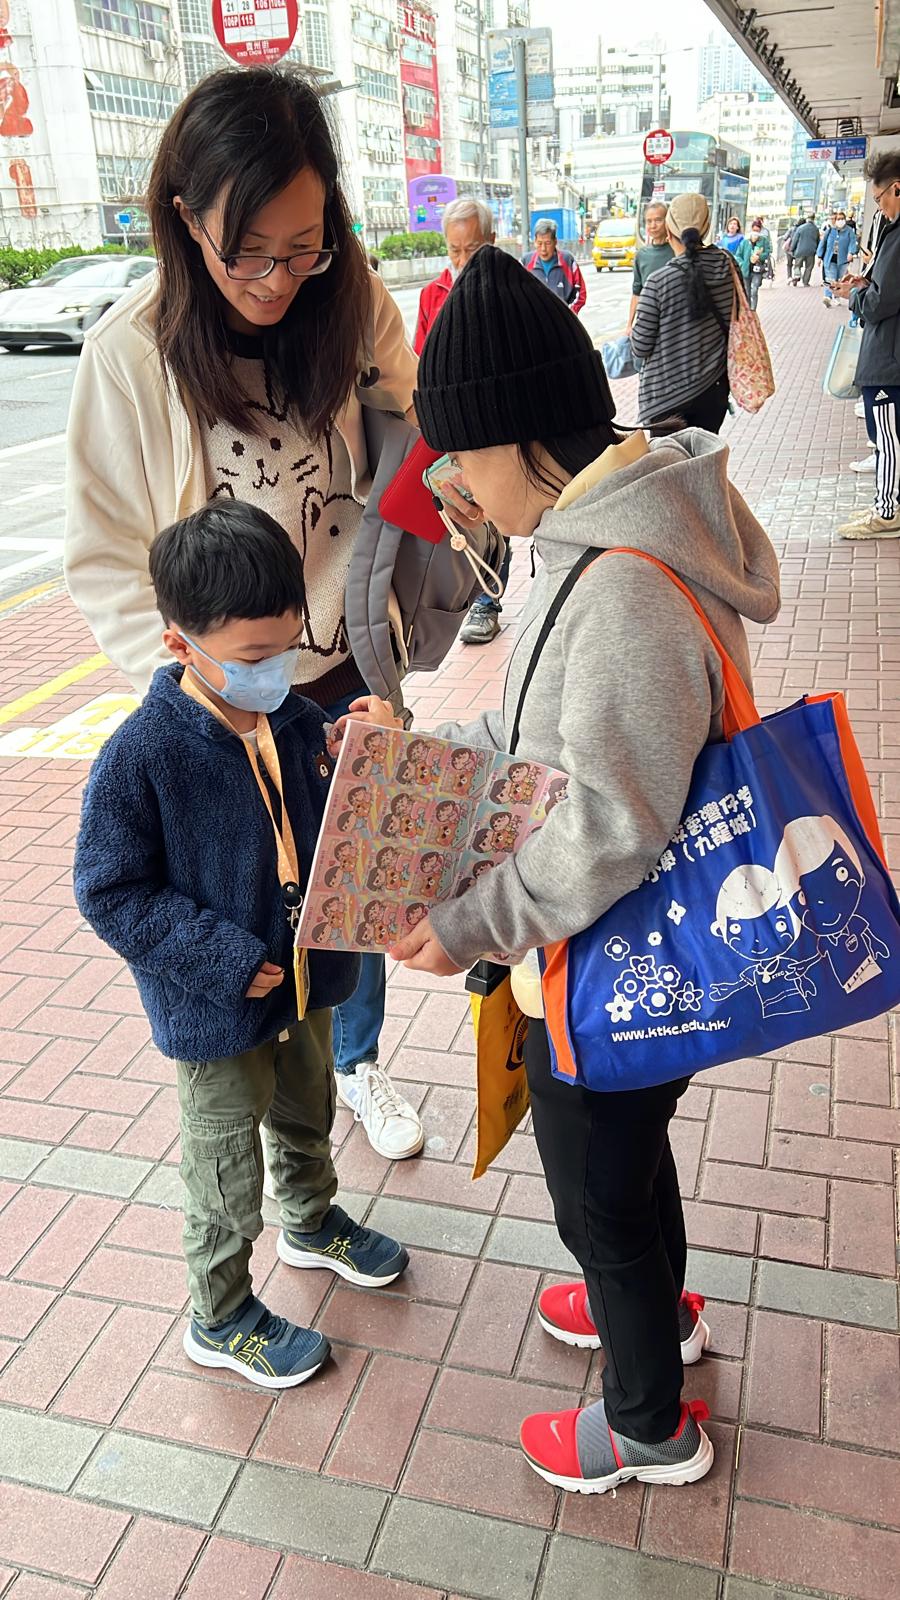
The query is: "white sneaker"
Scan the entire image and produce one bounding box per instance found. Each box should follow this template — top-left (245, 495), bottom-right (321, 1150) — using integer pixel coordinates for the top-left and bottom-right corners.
top-left (337, 1062), bottom-right (424, 1160)
top-left (854, 399), bottom-right (866, 419)
top-left (850, 454), bottom-right (876, 473)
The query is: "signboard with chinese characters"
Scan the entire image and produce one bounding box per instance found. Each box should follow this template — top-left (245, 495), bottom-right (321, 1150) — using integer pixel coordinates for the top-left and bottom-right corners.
top-left (211, 0), bottom-right (299, 67)
top-left (488, 28), bottom-right (555, 140)
top-left (643, 128), bottom-right (674, 167)
top-left (806, 137), bottom-right (867, 164)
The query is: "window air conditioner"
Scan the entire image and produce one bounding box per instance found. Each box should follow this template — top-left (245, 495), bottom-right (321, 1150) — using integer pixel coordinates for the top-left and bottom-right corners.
top-left (143, 39), bottom-right (165, 63)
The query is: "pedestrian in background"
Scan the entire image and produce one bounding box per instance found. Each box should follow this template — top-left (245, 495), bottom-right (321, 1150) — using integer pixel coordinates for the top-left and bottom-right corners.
top-left (414, 196), bottom-right (512, 644)
top-left (736, 219), bottom-right (771, 310)
top-left (818, 209), bottom-right (858, 307)
top-left (414, 195), bottom-right (495, 354)
top-left (780, 220), bottom-right (795, 282)
top-left (626, 201), bottom-right (673, 335)
top-left (718, 216), bottom-right (744, 254)
top-left (522, 218), bottom-right (587, 314)
top-left (788, 214), bottom-right (820, 287)
top-left (632, 192), bottom-right (734, 434)
top-left (833, 151), bottom-right (900, 539)
top-left (64, 65), bottom-right (425, 1163)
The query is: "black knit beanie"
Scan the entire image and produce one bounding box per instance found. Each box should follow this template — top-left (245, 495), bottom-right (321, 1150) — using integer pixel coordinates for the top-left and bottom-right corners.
top-left (414, 245), bottom-right (615, 453)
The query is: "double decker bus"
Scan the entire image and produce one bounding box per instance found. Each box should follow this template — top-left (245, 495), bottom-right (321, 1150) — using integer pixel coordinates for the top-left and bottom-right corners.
top-left (639, 131), bottom-right (751, 240)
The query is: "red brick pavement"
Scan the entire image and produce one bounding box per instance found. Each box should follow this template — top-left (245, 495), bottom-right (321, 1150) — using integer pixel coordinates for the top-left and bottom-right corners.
top-left (0, 277), bottom-right (897, 1600)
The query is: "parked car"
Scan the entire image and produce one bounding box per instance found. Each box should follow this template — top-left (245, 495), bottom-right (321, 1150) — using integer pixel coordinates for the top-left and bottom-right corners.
top-left (592, 217), bottom-right (638, 273)
top-left (25, 255), bottom-right (112, 288)
top-left (0, 257), bottom-right (157, 350)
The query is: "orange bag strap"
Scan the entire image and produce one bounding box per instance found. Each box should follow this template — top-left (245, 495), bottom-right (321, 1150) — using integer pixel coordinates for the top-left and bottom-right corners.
top-left (509, 545), bottom-right (760, 751)
top-left (603, 548), bottom-right (761, 738)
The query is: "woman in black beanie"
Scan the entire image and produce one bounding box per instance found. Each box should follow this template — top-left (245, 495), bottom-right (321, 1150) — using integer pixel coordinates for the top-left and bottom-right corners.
top-left (389, 244), bottom-right (780, 1497)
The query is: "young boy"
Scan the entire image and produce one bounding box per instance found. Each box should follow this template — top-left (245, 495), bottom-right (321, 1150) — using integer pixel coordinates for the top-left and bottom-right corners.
top-left (74, 501), bottom-right (407, 1390)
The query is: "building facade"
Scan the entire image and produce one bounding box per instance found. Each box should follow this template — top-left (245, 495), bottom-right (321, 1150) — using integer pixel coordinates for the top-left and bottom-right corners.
top-left (598, 40), bottom-right (670, 139)
top-left (697, 30), bottom-right (767, 103)
top-left (0, 0), bottom-right (538, 252)
top-left (1, 0), bottom-right (182, 248)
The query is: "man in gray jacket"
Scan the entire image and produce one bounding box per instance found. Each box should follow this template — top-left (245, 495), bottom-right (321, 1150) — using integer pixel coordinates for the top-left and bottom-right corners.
top-left (789, 215), bottom-right (820, 286)
top-left (834, 151), bottom-right (900, 539)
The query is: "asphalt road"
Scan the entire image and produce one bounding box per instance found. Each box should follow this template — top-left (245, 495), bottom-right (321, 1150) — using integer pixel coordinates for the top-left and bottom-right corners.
top-left (0, 268), bottom-right (632, 606)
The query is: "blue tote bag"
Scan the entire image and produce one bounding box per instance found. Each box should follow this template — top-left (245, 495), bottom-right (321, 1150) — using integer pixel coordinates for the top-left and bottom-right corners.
top-left (514, 549), bottom-right (900, 1093)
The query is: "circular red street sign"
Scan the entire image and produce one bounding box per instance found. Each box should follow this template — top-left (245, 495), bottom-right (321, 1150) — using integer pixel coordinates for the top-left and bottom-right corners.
top-left (211, 0), bottom-right (299, 68)
top-left (643, 128), bottom-right (674, 167)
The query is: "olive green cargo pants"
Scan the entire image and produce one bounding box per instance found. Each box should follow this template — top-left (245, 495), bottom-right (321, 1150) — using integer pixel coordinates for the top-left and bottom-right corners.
top-left (176, 1009), bottom-right (337, 1327)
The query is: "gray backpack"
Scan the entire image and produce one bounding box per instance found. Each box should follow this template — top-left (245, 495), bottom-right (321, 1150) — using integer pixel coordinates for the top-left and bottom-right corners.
top-left (345, 405), bottom-right (506, 720)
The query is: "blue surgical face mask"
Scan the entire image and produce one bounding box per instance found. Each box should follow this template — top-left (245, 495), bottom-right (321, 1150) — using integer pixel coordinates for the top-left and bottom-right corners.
top-left (182, 634), bottom-right (299, 714)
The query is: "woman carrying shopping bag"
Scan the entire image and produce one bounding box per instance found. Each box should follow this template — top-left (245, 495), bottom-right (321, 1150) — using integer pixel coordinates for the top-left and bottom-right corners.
top-left (631, 193), bottom-right (735, 433)
top-left (389, 244), bottom-right (782, 1495)
top-left (64, 66), bottom-right (424, 1161)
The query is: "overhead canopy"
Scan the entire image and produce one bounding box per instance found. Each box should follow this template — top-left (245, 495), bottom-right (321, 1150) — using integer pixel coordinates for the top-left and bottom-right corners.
top-left (701, 0), bottom-right (900, 138)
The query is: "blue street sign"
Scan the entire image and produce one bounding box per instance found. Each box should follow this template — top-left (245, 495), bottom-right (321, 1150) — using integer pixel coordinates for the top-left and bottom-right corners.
top-left (806, 137), bottom-right (867, 163)
top-left (115, 211), bottom-right (132, 228)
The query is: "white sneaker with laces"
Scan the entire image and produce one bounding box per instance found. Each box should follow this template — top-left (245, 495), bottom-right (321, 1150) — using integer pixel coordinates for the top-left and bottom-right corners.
top-left (337, 1062), bottom-right (424, 1160)
top-left (854, 399), bottom-right (866, 420)
top-left (850, 454), bottom-right (876, 473)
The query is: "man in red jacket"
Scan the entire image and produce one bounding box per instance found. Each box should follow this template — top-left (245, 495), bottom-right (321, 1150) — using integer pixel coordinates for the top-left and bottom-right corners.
top-left (414, 196), bottom-right (495, 354)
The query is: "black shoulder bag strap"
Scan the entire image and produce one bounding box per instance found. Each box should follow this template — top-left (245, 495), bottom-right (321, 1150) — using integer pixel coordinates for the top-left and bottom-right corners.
top-left (508, 548), bottom-right (604, 755)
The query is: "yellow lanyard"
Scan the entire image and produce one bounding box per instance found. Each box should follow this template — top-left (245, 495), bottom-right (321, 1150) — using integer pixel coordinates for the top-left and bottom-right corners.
top-left (181, 671), bottom-right (309, 1016)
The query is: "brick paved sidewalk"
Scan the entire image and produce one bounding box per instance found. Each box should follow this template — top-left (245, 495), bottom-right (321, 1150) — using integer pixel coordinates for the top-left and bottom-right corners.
top-left (0, 277), bottom-right (898, 1600)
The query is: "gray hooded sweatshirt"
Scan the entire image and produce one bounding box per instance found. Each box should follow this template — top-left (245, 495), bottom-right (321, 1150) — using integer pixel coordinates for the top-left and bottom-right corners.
top-left (428, 428), bottom-right (781, 970)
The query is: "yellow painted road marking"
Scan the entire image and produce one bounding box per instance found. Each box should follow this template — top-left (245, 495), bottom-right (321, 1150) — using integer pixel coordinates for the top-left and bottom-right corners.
top-left (0, 579), bottom-right (61, 615)
top-left (0, 652), bottom-right (108, 727)
top-left (0, 693), bottom-right (137, 759)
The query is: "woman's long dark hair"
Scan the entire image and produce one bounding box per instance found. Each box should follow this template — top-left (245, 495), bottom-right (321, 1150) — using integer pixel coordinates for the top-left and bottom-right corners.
top-left (148, 67), bottom-right (370, 438)
top-left (676, 226), bottom-right (719, 323)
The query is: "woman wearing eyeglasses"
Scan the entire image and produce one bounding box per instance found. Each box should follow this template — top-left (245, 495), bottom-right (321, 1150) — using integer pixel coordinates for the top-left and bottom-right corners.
top-left (65, 67), bottom-right (426, 1162)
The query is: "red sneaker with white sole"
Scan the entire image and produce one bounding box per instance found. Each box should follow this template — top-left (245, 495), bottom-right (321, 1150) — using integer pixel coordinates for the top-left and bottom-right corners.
top-left (520, 1397), bottom-right (714, 1494)
top-left (538, 1285), bottom-right (710, 1364)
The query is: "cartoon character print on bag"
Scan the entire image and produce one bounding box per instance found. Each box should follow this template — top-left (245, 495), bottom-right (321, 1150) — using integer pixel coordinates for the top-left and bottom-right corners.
top-left (774, 816), bottom-right (890, 993)
top-left (206, 362), bottom-right (357, 665)
top-left (708, 865), bottom-right (820, 1018)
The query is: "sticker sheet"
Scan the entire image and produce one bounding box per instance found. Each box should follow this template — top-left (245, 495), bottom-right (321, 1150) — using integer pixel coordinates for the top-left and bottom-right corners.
top-left (296, 722), bottom-right (568, 954)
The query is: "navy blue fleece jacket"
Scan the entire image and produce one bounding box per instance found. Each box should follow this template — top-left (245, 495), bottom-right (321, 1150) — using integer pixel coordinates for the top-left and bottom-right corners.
top-left (74, 666), bottom-right (359, 1060)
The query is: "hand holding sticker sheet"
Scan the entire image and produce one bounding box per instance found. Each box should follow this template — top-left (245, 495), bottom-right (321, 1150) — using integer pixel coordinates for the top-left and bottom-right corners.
top-left (296, 722), bottom-right (568, 955)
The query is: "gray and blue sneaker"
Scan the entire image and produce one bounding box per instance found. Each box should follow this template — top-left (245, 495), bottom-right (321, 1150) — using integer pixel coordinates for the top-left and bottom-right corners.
top-left (183, 1294), bottom-right (330, 1390)
top-left (521, 1396), bottom-right (714, 1494)
top-left (276, 1204), bottom-right (408, 1287)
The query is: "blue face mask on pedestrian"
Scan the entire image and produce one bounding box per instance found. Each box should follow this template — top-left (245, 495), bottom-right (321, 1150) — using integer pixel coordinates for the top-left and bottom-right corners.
top-left (181, 634), bottom-right (299, 714)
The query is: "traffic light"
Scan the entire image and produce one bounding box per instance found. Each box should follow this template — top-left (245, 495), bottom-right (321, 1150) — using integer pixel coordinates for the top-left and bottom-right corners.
top-left (578, 193), bottom-right (587, 216)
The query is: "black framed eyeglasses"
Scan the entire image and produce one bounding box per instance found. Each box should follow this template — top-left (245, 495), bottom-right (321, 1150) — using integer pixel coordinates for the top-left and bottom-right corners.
top-left (193, 212), bottom-right (338, 280)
